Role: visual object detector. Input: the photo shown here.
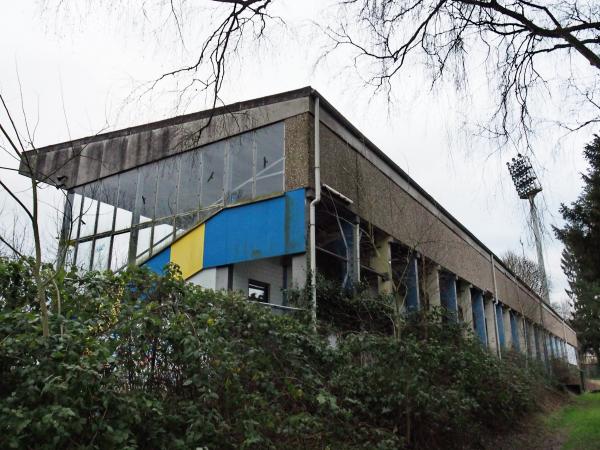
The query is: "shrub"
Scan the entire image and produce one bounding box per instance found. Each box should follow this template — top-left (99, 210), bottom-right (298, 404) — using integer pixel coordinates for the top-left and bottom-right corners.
top-left (0, 257), bottom-right (546, 449)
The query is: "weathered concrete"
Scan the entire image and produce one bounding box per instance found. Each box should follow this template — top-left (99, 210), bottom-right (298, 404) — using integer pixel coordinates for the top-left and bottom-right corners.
top-left (21, 90), bottom-right (312, 189)
top-left (457, 281), bottom-right (473, 328)
top-left (484, 296), bottom-right (499, 354)
top-left (370, 236), bottom-right (393, 294)
top-left (424, 264), bottom-right (441, 309)
top-left (503, 307), bottom-right (513, 349)
top-left (22, 86), bottom-right (576, 349)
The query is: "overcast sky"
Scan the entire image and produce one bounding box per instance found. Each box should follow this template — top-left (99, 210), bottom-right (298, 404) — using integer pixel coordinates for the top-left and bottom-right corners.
top-left (0, 1), bottom-right (593, 306)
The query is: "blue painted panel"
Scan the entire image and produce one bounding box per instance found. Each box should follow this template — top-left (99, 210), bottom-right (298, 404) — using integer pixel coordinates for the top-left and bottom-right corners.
top-left (439, 272), bottom-right (458, 321)
top-left (203, 189), bottom-right (305, 268)
top-left (510, 311), bottom-right (520, 351)
top-left (471, 289), bottom-right (487, 345)
top-left (405, 256), bottom-right (419, 312)
top-left (495, 303), bottom-right (506, 349)
top-left (143, 247), bottom-right (171, 274)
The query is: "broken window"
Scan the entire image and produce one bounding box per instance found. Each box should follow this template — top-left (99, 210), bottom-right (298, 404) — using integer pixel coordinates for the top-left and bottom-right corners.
top-left (248, 279), bottom-right (269, 303)
top-left (67, 122), bottom-right (285, 272)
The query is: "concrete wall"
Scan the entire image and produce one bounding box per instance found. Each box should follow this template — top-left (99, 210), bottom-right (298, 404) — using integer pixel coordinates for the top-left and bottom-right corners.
top-left (315, 110), bottom-right (577, 348)
top-left (232, 257), bottom-right (288, 305)
top-left (20, 92), bottom-right (312, 189)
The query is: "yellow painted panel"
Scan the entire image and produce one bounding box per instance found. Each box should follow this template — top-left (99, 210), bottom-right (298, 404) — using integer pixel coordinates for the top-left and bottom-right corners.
top-left (171, 224), bottom-right (204, 279)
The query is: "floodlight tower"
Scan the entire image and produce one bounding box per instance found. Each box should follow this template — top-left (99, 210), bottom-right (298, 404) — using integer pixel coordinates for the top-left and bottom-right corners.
top-left (507, 154), bottom-right (550, 303)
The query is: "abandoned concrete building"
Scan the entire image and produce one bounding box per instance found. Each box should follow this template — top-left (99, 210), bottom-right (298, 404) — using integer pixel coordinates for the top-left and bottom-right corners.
top-left (21, 87), bottom-right (578, 366)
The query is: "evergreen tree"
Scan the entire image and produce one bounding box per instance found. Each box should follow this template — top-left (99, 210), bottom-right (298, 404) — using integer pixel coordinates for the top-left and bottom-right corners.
top-left (554, 136), bottom-right (600, 367)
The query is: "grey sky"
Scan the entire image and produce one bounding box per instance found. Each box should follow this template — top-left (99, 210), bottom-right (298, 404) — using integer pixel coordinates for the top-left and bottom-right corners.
top-left (0, 1), bottom-right (592, 305)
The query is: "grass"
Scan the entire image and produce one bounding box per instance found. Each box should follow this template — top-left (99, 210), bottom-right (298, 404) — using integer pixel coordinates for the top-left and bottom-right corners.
top-left (549, 392), bottom-right (600, 450)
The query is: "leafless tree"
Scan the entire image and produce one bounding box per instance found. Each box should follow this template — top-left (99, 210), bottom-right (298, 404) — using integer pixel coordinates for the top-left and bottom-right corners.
top-left (0, 94), bottom-right (53, 336)
top-left (502, 249), bottom-right (547, 299)
top-left (46, 0), bottom-right (599, 147)
top-left (551, 297), bottom-right (572, 321)
top-left (325, 0), bottom-right (600, 145)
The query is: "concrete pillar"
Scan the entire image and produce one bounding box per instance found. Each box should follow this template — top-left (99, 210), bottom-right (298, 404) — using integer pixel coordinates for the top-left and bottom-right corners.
top-left (533, 326), bottom-right (541, 361)
top-left (527, 320), bottom-right (537, 359)
top-left (371, 236), bottom-right (393, 294)
top-left (291, 253), bottom-right (307, 289)
top-left (458, 282), bottom-right (473, 329)
top-left (424, 264), bottom-right (441, 310)
top-left (517, 315), bottom-right (527, 354)
top-left (215, 266), bottom-right (231, 291)
top-left (405, 255), bottom-right (420, 312)
top-left (495, 303), bottom-right (506, 349)
top-left (439, 272), bottom-right (458, 321)
top-left (471, 289), bottom-right (487, 345)
top-left (503, 307), bottom-right (512, 349)
top-left (484, 296), bottom-right (499, 354)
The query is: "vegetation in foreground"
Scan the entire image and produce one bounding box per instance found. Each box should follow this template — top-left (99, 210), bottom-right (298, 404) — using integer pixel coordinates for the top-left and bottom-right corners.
top-left (1, 257), bottom-right (556, 449)
top-left (548, 392), bottom-right (600, 450)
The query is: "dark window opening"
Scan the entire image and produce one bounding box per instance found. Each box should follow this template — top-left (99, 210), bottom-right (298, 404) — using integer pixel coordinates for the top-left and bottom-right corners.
top-left (249, 279), bottom-right (269, 303)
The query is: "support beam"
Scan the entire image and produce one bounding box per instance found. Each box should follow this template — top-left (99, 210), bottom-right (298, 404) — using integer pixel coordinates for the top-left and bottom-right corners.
top-left (371, 235), bottom-right (393, 294)
top-left (517, 315), bottom-right (527, 354)
top-left (291, 253), bottom-right (307, 289)
top-left (484, 295), bottom-right (499, 354)
top-left (502, 307), bottom-right (512, 350)
top-left (526, 320), bottom-right (537, 359)
top-left (458, 282), bottom-right (473, 329)
top-left (424, 264), bottom-right (441, 310)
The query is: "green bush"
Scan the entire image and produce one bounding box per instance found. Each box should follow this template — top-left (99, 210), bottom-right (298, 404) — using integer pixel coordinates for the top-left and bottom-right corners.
top-left (0, 257), bottom-right (546, 449)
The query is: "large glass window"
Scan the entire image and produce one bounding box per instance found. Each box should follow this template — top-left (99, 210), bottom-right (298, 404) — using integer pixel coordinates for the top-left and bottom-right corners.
top-left (228, 134), bottom-right (254, 204)
top-left (68, 121), bottom-right (285, 271)
top-left (137, 164), bottom-right (157, 223)
top-left (202, 141), bottom-right (225, 208)
top-left (177, 149), bottom-right (202, 215)
top-left (156, 158), bottom-right (179, 219)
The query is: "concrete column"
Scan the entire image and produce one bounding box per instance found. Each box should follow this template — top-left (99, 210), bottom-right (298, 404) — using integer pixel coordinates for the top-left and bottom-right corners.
top-left (517, 315), bottom-right (527, 354)
top-left (495, 303), bottom-right (506, 349)
top-left (471, 289), bottom-right (487, 345)
top-left (291, 253), bottom-right (307, 289)
top-left (527, 320), bottom-right (537, 359)
top-left (405, 255), bottom-right (420, 312)
top-left (503, 307), bottom-right (512, 349)
top-left (533, 326), bottom-right (540, 361)
top-left (424, 264), bottom-right (441, 310)
top-left (371, 236), bottom-right (393, 294)
top-left (215, 266), bottom-right (230, 291)
top-left (458, 282), bottom-right (473, 329)
top-left (484, 296), bottom-right (499, 354)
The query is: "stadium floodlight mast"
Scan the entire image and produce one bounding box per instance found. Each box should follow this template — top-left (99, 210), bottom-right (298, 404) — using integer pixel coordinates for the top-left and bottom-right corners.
top-left (507, 154), bottom-right (550, 303)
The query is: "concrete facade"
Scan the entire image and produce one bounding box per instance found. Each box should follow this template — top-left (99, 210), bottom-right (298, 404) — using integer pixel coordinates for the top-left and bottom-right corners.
top-left (21, 86), bottom-right (577, 363)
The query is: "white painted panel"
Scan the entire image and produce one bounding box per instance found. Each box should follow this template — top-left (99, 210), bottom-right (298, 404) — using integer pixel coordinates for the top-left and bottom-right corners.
top-left (188, 267), bottom-right (217, 290)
